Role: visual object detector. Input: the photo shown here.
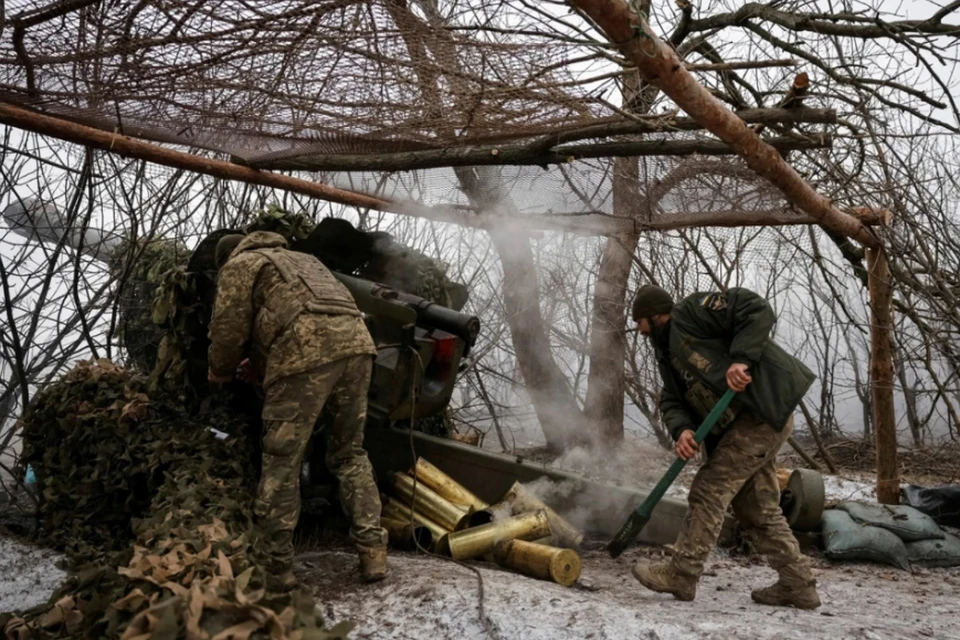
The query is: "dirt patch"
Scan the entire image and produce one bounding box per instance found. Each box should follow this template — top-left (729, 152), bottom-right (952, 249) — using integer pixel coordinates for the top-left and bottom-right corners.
top-left (785, 438), bottom-right (960, 489)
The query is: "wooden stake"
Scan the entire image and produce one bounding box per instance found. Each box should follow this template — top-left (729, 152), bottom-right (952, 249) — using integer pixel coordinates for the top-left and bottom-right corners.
top-left (867, 246), bottom-right (899, 504)
top-left (565, 0), bottom-right (880, 248)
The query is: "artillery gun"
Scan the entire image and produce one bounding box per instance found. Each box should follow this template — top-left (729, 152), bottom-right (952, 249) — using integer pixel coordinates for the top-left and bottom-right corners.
top-left (3, 198), bottom-right (705, 546)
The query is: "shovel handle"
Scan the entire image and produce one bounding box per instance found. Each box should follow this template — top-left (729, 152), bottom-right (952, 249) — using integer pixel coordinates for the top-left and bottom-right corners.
top-left (636, 389), bottom-right (737, 516)
top-left (608, 389), bottom-right (737, 557)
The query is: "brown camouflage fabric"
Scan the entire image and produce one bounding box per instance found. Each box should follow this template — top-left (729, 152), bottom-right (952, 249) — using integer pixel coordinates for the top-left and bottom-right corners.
top-left (669, 412), bottom-right (814, 588)
top-left (208, 231), bottom-right (376, 388)
top-left (256, 356), bottom-right (387, 571)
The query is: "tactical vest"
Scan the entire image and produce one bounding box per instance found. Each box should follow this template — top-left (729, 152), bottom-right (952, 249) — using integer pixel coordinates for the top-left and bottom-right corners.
top-left (249, 247), bottom-right (360, 352)
top-left (670, 354), bottom-right (739, 431)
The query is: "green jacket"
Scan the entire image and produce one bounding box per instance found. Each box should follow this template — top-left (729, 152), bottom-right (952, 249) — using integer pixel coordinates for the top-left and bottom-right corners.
top-left (654, 288), bottom-right (815, 441)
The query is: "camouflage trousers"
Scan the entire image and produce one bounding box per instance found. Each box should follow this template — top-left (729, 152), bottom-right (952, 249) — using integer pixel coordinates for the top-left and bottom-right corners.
top-left (670, 414), bottom-right (814, 587)
top-left (254, 355), bottom-right (386, 572)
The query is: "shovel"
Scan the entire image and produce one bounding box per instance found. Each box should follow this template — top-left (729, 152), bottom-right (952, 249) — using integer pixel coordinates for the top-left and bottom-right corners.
top-left (607, 388), bottom-right (737, 558)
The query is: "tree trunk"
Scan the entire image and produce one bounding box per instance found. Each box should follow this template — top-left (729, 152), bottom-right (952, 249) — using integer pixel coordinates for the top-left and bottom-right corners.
top-left (582, 22), bottom-right (655, 446)
top-left (457, 166), bottom-right (585, 451)
top-left (583, 158), bottom-right (640, 445)
top-left (896, 357), bottom-right (923, 447)
top-left (867, 247), bottom-right (899, 504)
top-left (381, 2), bottom-right (586, 451)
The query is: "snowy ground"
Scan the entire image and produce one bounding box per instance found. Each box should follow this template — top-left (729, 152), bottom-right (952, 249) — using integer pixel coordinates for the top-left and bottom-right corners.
top-left (299, 545), bottom-right (960, 640)
top-left (0, 538), bottom-right (66, 613)
top-left (4, 533), bottom-right (957, 640)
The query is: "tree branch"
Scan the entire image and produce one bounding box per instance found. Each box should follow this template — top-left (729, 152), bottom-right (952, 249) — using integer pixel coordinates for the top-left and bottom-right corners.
top-left (248, 134), bottom-right (832, 172)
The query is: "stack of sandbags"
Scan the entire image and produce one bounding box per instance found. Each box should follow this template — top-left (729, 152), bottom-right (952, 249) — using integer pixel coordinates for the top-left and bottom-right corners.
top-left (821, 500), bottom-right (960, 569)
top-left (381, 458), bottom-right (583, 587)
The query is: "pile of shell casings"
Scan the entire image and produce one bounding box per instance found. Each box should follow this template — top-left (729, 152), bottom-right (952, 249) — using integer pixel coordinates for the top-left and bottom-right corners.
top-left (380, 457), bottom-right (583, 587)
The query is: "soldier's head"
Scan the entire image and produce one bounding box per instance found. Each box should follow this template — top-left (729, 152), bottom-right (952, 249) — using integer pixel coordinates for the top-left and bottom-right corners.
top-left (632, 284), bottom-right (674, 337)
top-left (214, 234), bottom-right (245, 270)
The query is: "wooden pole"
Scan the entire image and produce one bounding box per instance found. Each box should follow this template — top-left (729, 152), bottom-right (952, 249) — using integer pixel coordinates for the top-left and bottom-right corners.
top-left (786, 435), bottom-right (823, 472)
top-left (867, 246), bottom-right (899, 504)
top-left (0, 101), bottom-right (890, 237)
top-left (0, 101), bottom-right (393, 213)
top-left (565, 0), bottom-right (880, 248)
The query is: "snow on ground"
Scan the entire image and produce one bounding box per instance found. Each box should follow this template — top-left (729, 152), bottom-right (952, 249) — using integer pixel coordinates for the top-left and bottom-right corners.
top-left (0, 537), bottom-right (66, 613)
top-left (822, 474), bottom-right (880, 504)
top-left (3, 532), bottom-right (958, 639)
top-left (298, 546), bottom-right (960, 640)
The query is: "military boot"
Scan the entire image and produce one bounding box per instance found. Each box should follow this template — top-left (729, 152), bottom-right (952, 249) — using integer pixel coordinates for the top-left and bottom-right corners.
top-left (357, 545), bottom-right (388, 583)
top-left (751, 580), bottom-right (821, 609)
top-left (266, 569), bottom-right (298, 592)
top-left (631, 562), bottom-right (697, 602)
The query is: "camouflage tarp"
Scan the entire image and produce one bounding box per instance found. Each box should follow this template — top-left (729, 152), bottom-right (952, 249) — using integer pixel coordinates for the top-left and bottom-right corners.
top-left (5, 359), bottom-right (350, 640)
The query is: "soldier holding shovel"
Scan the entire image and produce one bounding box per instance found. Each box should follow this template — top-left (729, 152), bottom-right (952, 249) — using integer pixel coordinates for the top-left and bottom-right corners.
top-left (629, 285), bottom-right (821, 609)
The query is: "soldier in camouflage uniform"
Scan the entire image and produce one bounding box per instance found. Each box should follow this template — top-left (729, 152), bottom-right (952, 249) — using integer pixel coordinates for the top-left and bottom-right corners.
top-left (207, 231), bottom-right (388, 588)
top-left (630, 285), bottom-right (821, 609)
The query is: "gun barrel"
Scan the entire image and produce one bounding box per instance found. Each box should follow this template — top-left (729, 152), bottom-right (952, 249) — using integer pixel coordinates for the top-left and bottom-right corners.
top-left (333, 272), bottom-right (480, 345)
top-left (332, 272), bottom-right (417, 327)
top-left (393, 291), bottom-right (480, 345)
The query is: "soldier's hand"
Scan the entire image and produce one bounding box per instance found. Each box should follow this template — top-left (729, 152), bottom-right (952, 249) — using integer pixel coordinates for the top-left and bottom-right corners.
top-left (676, 430), bottom-right (699, 460)
top-left (236, 358), bottom-right (258, 385)
top-left (726, 362), bottom-right (752, 392)
top-left (207, 368), bottom-right (233, 384)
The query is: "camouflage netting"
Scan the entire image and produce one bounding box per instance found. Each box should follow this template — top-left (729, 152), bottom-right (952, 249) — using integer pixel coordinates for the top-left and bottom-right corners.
top-left (5, 359), bottom-right (350, 640)
top-left (112, 237), bottom-right (190, 375)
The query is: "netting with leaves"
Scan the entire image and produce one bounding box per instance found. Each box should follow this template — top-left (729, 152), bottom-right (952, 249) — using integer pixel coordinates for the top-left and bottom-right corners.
top-left (6, 358), bottom-right (350, 640)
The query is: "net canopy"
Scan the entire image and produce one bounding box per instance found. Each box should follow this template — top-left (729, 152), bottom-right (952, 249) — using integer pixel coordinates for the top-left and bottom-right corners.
top-left (0, 0), bottom-right (846, 229)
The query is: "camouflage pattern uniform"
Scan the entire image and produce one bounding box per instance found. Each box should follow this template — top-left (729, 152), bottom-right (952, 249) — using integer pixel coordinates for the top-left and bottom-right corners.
top-left (670, 410), bottom-right (811, 586)
top-left (645, 288), bottom-right (815, 595)
top-left (208, 231), bottom-right (386, 571)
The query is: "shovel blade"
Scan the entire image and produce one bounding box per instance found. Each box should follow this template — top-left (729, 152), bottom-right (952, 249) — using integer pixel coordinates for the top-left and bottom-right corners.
top-left (607, 510), bottom-right (652, 558)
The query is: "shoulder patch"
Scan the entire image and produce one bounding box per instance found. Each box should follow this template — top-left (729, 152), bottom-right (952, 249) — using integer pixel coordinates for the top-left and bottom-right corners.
top-left (699, 293), bottom-right (727, 311)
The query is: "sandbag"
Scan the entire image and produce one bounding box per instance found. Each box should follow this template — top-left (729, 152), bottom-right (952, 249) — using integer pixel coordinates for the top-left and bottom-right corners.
top-left (906, 533), bottom-right (960, 568)
top-left (902, 484), bottom-right (960, 528)
top-left (821, 509), bottom-right (910, 570)
top-left (837, 500), bottom-right (944, 542)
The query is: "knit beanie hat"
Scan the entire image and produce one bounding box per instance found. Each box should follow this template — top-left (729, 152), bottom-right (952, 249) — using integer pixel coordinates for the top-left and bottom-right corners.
top-left (631, 284), bottom-right (674, 321)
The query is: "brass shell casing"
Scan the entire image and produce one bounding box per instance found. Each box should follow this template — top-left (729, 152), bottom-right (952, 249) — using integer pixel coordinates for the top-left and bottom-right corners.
top-left (446, 509), bottom-right (551, 561)
top-left (412, 457), bottom-right (488, 511)
top-left (492, 539), bottom-right (582, 587)
top-left (390, 472), bottom-right (472, 531)
top-left (380, 516), bottom-right (433, 551)
top-left (493, 481), bottom-right (583, 549)
top-left (381, 496), bottom-right (450, 554)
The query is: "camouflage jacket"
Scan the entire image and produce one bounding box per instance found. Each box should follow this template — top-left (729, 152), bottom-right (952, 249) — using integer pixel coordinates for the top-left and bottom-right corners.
top-left (208, 231), bottom-right (376, 388)
top-left (653, 287), bottom-right (816, 440)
